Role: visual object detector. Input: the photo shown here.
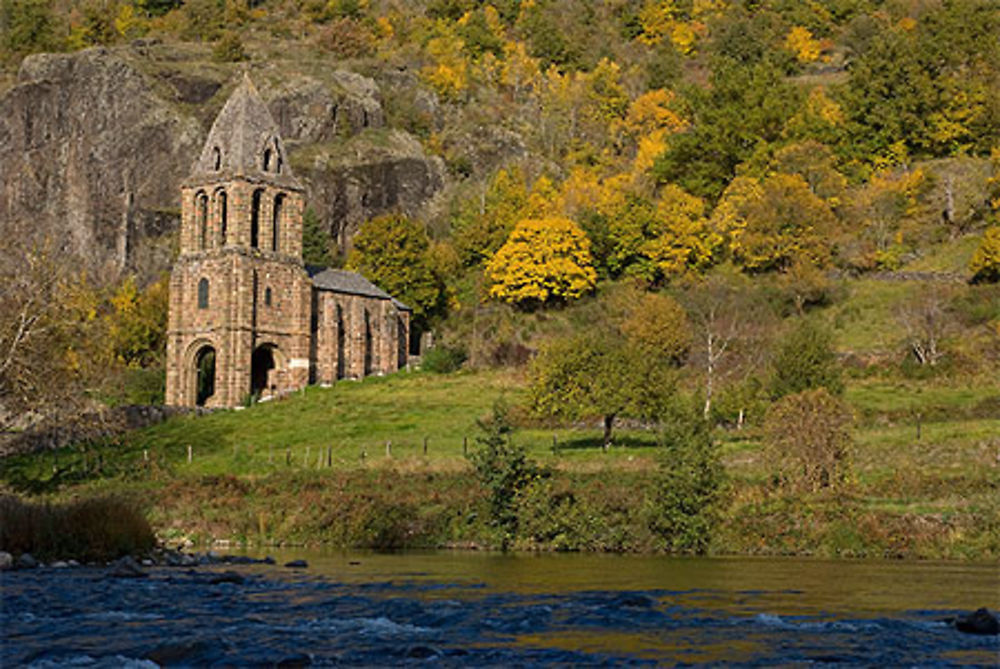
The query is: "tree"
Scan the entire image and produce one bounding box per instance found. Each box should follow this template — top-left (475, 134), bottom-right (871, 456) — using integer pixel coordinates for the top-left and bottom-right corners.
top-left (769, 319), bottom-right (843, 400)
top-left (649, 399), bottom-right (724, 553)
top-left (0, 225), bottom-right (105, 428)
top-left (453, 167), bottom-right (530, 266)
top-left (764, 388), bottom-right (853, 493)
top-left (970, 227), bottom-right (1000, 283)
top-left (529, 331), bottom-right (676, 449)
top-left (896, 286), bottom-right (955, 366)
top-left (485, 217), bottom-right (597, 307)
top-left (346, 214), bottom-right (447, 329)
top-left (652, 60), bottom-right (802, 201)
top-left (106, 275), bottom-right (168, 368)
top-left (680, 271), bottom-right (773, 420)
top-left (467, 400), bottom-right (538, 548)
top-left (619, 291), bottom-right (690, 364)
top-left (302, 208), bottom-right (334, 267)
top-left (722, 173), bottom-right (838, 274)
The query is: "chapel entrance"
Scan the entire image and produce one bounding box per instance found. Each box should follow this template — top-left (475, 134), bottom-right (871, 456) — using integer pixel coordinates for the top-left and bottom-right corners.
top-left (195, 346), bottom-right (216, 407)
top-left (251, 345), bottom-right (277, 397)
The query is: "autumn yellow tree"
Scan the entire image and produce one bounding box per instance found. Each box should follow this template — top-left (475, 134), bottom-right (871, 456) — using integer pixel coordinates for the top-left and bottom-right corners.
top-left (716, 173), bottom-right (838, 273)
top-left (970, 227), bottom-right (1000, 283)
top-left (486, 217), bottom-right (597, 307)
top-left (644, 184), bottom-right (719, 278)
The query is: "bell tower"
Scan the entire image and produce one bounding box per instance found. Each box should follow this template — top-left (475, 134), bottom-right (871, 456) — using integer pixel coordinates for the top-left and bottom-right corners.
top-left (165, 74), bottom-right (312, 407)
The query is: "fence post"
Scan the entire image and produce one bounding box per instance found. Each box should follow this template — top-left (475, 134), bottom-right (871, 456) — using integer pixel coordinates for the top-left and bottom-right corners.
top-left (385, 440), bottom-right (392, 458)
top-left (423, 436), bottom-right (428, 455)
top-left (286, 448), bottom-right (291, 466)
top-left (463, 436), bottom-right (468, 456)
top-left (327, 445), bottom-right (332, 468)
top-left (187, 445), bottom-right (193, 464)
top-left (552, 434), bottom-right (558, 453)
top-left (305, 446), bottom-right (310, 468)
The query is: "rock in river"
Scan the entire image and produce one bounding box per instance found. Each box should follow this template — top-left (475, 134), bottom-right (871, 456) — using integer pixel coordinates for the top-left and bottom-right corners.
top-left (954, 608), bottom-right (999, 636)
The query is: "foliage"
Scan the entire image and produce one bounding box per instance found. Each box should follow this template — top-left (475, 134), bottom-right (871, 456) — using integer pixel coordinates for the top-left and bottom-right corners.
top-left (347, 213), bottom-right (447, 328)
top-left (467, 400), bottom-right (538, 547)
top-left (453, 168), bottom-right (530, 266)
top-left (652, 60), bottom-right (801, 201)
top-left (763, 388), bottom-right (853, 493)
top-left (212, 30), bottom-right (247, 62)
top-left (769, 318), bottom-right (844, 400)
top-left (1, 0), bottom-right (58, 55)
top-left (301, 208), bottom-right (334, 267)
top-left (421, 344), bottom-right (467, 373)
top-left (716, 173), bottom-right (838, 273)
top-left (0, 495), bottom-right (156, 562)
top-left (970, 227), bottom-right (1000, 283)
top-left (106, 275), bottom-right (168, 368)
top-left (485, 217), bottom-right (597, 307)
top-left (648, 400), bottom-right (724, 554)
top-left (619, 291), bottom-right (690, 364)
top-left (529, 330), bottom-right (676, 448)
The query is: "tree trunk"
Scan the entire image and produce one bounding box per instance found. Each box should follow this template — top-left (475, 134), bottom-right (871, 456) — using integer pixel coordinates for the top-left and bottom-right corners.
top-left (602, 414), bottom-right (615, 451)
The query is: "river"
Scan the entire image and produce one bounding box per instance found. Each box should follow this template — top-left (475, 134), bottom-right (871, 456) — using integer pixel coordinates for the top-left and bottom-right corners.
top-left (2, 550), bottom-right (997, 666)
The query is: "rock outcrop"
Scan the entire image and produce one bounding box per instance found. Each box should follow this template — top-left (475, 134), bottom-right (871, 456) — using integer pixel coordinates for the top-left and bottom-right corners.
top-left (0, 46), bottom-right (445, 276)
top-left (0, 47), bottom-right (202, 272)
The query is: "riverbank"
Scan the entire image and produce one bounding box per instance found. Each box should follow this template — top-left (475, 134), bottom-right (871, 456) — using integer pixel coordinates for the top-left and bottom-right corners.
top-left (1, 370), bottom-right (997, 560)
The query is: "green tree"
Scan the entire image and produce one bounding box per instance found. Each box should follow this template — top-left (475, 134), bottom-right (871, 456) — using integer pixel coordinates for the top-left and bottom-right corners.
top-left (649, 400), bottom-right (724, 554)
top-left (347, 214), bottom-right (447, 329)
top-left (485, 217), bottom-right (597, 308)
top-left (652, 60), bottom-right (801, 201)
top-left (467, 400), bottom-right (538, 549)
top-left (301, 208), bottom-right (334, 267)
top-left (769, 319), bottom-right (843, 400)
top-left (530, 331), bottom-right (676, 449)
top-left (764, 388), bottom-right (853, 493)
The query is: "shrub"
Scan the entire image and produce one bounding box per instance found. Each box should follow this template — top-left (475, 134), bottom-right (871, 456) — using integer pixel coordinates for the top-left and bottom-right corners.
top-left (970, 226), bottom-right (1000, 284)
top-left (467, 401), bottom-right (539, 548)
top-left (421, 344), bottom-right (467, 373)
top-left (763, 388), bottom-right (853, 493)
top-left (769, 318), bottom-right (843, 399)
top-left (648, 402), bottom-right (724, 554)
top-left (212, 30), bottom-right (247, 62)
top-left (0, 495), bottom-right (156, 561)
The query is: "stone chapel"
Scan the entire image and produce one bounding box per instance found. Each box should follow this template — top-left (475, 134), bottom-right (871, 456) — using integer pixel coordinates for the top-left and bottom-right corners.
top-left (165, 75), bottom-right (410, 408)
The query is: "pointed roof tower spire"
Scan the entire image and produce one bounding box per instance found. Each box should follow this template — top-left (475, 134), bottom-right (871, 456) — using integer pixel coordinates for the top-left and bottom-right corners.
top-left (188, 74), bottom-right (300, 188)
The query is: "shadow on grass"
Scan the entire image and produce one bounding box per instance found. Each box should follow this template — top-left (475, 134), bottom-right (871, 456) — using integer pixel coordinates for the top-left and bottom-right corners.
top-left (554, 435), bottom-right (660, 452)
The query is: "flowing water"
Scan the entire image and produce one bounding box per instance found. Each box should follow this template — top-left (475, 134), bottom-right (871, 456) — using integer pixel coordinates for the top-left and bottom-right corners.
top-left (2, 550), bottom-right (998, 666)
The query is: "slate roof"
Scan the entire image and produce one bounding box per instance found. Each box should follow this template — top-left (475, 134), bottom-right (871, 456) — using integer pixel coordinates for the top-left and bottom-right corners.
top-left (307, 266), bottom-right (412, 311)
top-left (187, 73), bottom-right (301, 189)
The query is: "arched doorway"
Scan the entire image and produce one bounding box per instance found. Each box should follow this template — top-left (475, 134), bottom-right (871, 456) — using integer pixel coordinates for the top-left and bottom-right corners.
top-left (251, 344), bottom-right (277, 397)
top-left (195, 346), bottom-right (216, 406)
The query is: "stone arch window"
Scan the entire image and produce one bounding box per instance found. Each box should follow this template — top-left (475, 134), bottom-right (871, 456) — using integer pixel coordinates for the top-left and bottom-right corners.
top-left (217, 189), bottom-right (228, 246)
top-left (264, 287), bottom-right (272, 307)
top-left (195, 191), bottom-right (208, 250)
top-left (263, 147), bottom-right (273, 172)
top-left (197, 278), bottom-right (209, 309)
top-left (212, 146), bottom-right (221, 171)
top-left (250, 189), bottom-right (264, 249)
top-left (272, 193), bottom-right (285, 252)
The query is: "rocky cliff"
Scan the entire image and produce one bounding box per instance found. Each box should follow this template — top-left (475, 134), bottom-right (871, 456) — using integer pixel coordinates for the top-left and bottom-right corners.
top-left (0, 45), bottom-right (445, 276)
